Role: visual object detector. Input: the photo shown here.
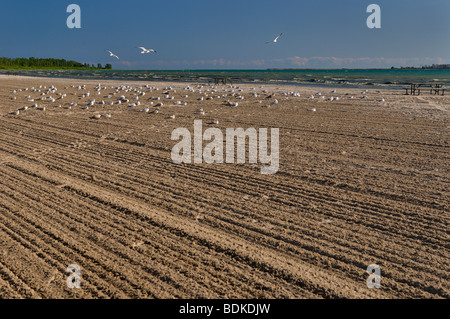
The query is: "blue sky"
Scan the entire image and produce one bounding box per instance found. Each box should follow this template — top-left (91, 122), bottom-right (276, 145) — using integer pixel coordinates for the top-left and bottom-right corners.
top-left (1, 0), bottom-right (449, 69)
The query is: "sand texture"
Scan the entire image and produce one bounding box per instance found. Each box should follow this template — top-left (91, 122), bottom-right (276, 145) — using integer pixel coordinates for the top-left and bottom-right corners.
top-left (0, 75), bottom-right (448, 299)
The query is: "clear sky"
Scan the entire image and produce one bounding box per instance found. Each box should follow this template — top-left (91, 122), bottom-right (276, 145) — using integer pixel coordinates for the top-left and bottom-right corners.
top-left (1, 0), bottom-right (449, 69)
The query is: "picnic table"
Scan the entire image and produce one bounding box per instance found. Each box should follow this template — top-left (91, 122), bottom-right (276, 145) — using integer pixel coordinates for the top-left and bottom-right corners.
top-left (404, 83), bottom-right (445, 96)
top-left (210, 77), bottom-right (233, 85)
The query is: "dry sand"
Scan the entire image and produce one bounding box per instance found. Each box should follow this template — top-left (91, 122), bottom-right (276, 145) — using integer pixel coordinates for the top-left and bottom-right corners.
top-left (0, 75), bottom-right (448, 299)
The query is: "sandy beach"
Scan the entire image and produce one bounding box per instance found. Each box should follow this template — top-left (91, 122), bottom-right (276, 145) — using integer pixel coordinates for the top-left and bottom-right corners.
top-left (0, 74), bottom-right (448, 299)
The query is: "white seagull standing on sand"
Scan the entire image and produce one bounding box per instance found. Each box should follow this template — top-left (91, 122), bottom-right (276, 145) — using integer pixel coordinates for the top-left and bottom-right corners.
top-left (106, 50), bottom-right (119, 60)
top-left (137, 47), bottom-right (157, 54)
top-left (266, 33), bottom-right (283, 44)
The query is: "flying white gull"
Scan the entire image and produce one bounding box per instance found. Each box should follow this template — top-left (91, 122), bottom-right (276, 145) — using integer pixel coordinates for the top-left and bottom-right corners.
top-left (137, 47), bottom-right (157, 54)
top-left (266, 33), bottom-right (283, 44)
top-left (106, 50), bottom-right (119, 60)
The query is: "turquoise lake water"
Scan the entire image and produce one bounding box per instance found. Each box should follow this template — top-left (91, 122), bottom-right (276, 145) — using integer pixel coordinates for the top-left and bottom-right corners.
top-left (2, 69), bottom-right (449, 89)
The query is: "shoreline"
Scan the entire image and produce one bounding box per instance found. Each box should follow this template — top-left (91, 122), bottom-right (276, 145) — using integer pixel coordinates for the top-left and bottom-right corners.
top-left (1, 74), bottom-right (448, 117)
top-left (1, 69), bottom-right (448, 91)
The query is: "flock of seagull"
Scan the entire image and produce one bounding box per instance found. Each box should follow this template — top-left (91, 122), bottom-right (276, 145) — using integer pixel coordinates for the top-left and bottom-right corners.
top-left (105, 33), bottom-right (282, 61)
top-left (9, 81), bottom-right (385, 120)
top-left (106, 47), bottom-right (157, 60)
top-left (8, 33), bottom-right (388, 120)
top-left (9, 32), bottom-right (389, 119)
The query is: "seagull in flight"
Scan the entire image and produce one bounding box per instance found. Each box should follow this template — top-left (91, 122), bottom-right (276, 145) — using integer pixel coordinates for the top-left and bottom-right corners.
top-left (137, 47), bottom-right (157, 54)
top-left (265, 33), bottom-right (283, 44)
top-left (106, 50), bottom-right (119, 60)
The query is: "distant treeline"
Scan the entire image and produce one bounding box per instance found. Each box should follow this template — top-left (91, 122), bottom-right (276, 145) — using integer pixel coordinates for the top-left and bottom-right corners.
top-left (0, 57), bottom-right (112, 70)
top-left (391, 64), bottom-right (450, 70)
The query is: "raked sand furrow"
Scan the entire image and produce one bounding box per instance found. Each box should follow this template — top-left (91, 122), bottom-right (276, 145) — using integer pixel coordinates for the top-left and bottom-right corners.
top-left (5, 154), bottom-right (447, 293)
top-left (0, 126), bottom-right (446, 278)
top-left (3, 116), bottom-right (447, 213)
top-left (0, 163), bottom-right (315, 298)
top-left (4, 141), bottom-right (446, 278)
top-left (2, 132), bottom-right (447, 288)
top-left (1, 158), bottom-right (397, 298)
top-left (1, 76), bottom-right (448, 299)
top-left (0, 179), bottom-right (221, 299)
